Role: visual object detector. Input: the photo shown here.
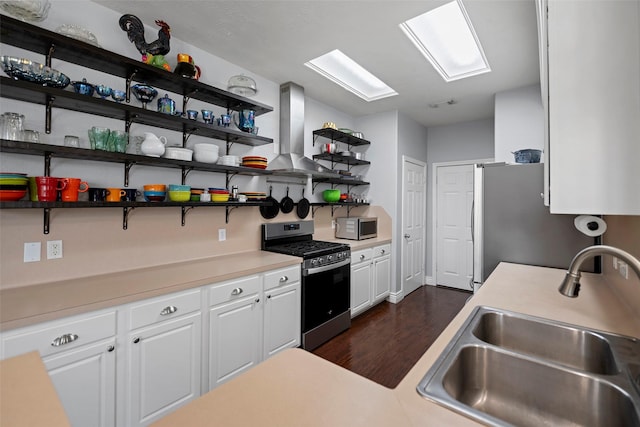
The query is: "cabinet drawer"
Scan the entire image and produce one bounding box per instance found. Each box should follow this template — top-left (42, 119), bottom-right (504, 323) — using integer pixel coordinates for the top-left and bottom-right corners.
top-left (373, 244), bottom-right (391, 258)
top-left (263, 266), bottom-right (301, 291)
top-left (129, 289), bottom-right (201, 331)
top-left (209, 275), bottom-right (261, 307)
top-left (1, 310), bottom-right (116, 359)
top-left (351, 248), bottom-right (373, 266)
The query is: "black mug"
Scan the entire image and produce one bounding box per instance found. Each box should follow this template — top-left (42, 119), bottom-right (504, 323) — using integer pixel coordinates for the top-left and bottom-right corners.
top-left (121, 188), bottom-right (141, 202)
top-left (88, 187), bottom-right (108, 202)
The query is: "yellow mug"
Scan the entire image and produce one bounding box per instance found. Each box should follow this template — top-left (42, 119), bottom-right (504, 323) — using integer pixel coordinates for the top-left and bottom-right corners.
top-left (106, 187), bottom-right (126, 202)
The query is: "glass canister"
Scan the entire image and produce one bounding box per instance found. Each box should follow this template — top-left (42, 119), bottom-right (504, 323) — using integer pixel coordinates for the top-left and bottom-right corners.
top-left (0, 112), bottom-right (25, 140)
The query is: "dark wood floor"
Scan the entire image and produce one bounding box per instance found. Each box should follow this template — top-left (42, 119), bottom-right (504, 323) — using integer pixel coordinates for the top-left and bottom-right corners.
top-left (311, 285), bottom-right (471, 388)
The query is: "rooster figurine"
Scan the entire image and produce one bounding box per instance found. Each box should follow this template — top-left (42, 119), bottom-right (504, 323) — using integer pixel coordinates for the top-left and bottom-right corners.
top-left (119, 14), bottom-right (171, 57)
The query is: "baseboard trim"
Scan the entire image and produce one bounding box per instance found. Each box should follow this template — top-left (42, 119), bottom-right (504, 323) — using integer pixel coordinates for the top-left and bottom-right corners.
top-left (387, 290), bottom-right (403, 304)
top-left (425, 276), bottom-right (435, 286)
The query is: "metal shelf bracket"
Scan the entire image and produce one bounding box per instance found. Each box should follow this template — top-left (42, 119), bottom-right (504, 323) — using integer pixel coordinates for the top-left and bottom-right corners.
top-left (125, 70), bottom-right (139, 103)
top-left (43, 207), bottom-right (51, 234)
top-left (45, 44), bottom-right (55, 67)
top-left (43, 151), bottom-right (52, 176)
top-left (124, 161), bottom-right (135, 187)
top-left (182, 167), bottom-right (194, 184)
top-left (45, 95), bottom-right (54, 134)
top-left (225, 205), bottom-right (238, 223)
top-left (181, 206), bottom-right (195, 226)
top-left (123, 206), bottom-right (135, 230)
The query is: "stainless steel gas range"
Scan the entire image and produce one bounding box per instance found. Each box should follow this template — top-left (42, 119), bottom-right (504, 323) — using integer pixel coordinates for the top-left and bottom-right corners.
top-left (261, 221), bottom-right (351, 351)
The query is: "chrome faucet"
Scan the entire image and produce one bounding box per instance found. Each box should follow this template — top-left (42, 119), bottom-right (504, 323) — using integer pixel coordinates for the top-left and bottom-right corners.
top-left (559, 245), bottom-right (640, 297)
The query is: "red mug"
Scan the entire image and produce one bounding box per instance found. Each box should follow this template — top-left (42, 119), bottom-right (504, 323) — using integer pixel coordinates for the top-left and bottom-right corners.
top-left (35, 176), bottom-right (66, 202)
top-left (60, 177), bottom-right (89, 202)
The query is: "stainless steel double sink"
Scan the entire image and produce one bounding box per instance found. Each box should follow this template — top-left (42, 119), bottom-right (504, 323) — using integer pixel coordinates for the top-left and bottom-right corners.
top-left (417, 306), bottom-right (640, 426)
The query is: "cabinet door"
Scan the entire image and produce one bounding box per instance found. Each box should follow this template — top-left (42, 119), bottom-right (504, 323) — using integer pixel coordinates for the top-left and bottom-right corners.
top-left (208, 294), bottom-right (262, 390)
top-left (263, 281), bottom-right (301, 359)
top-left (373, 255), bottom-right (391, 303)
top-left (547, 0), bottom-right (640, 214)
top-left (127, 312), bottom-right (202, 427)
top-left (44, 339), bottom-right (116, 427)
top-left (350, 261), bottom-right (372, 318)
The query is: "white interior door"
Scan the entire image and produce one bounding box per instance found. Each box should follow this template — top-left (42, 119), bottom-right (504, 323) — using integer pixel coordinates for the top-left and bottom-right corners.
top-left (436, 164), bottom-right (474, 290)
top-left (402, 157), bottom-right (426, 297)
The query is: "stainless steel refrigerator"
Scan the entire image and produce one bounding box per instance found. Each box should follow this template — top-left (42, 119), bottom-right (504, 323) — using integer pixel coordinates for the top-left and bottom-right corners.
top-left (472, 163), bottom-right (597, 291)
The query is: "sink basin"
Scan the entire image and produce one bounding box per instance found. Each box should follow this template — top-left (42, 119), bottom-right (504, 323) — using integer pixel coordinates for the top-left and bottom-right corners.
top-left (417, 306), bottom-right (640, 426)
top-left (471, 311), bottom-right (618, 374)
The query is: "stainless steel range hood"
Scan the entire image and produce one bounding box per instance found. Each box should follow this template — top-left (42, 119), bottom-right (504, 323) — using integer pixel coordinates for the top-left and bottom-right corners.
top-left (268, 82), bottom-right (337, 178)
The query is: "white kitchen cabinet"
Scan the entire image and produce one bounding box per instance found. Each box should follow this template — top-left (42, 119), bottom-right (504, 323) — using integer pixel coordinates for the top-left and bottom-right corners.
top-left (541, 0), bottom-right (640, 214)
top-left (350, 248), bottom-right (373, 318)
top-left (208, 275), bottom-right (262, 390)
top-left (372, 244), bottom-right (392, 303)
top-left (0, 310), bottom-right (117, 427)
top-left (263, 266), bottom-right (301, 359)
top-left (125, 290), bottom-right (202, 427)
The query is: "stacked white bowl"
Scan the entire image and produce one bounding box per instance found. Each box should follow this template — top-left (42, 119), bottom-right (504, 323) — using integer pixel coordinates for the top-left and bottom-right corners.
top-left (193, 143), bottom-right (219, 164)
top-left (218, 155), bottom-right (240, 166)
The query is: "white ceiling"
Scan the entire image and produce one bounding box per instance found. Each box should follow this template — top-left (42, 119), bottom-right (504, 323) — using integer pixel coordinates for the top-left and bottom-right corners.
top-left (95, 0), bottom-right (541, 127)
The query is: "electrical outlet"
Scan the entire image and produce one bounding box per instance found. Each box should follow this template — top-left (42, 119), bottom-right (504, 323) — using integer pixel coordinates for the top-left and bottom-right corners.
top-left (218, 228), bottom-right (226, 241)
top-left (618, 261), bottom-right (629, 279)
top-left (24, 242), bottom-right (41, 262)
top-left (47, 240), bottom-right (63, 259)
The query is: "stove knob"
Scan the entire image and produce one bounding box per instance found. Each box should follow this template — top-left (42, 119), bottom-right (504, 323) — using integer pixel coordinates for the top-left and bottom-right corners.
top-left (311, 259), bottom-right (318, 266)
top-left (327, 255), bottom-right (333, 262)
top-left (337, 253), bottom-right (343, 260)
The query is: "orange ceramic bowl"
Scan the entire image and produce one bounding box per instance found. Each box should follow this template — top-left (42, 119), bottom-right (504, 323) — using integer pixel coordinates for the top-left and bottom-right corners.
top-left (144, 184), bottom-right (166, 192)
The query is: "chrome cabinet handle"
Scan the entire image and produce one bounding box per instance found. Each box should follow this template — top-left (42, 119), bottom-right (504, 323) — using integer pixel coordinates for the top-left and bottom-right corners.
top-left (51, 333), bottom-right (78, 347)
top-left (107, 345), bottom-right (115, 352)
top-left (404, 234), bottom-right (410, 239)
top-left (267, 294), bottom-right (272, 299)
top-left (133, 337), bottom-right (140, 344)
top-left (380, 249), bottom-right (385, 254)
top-left (255, 298), bottom-right (260, 303)
top-left (360, 254), bottom-right (365, 260)
top-left (160, 305), bottom-right (178, 316)
top-left (279, 276), bottom-right (288, 282)
top-left (231, 287), bottom-right (243, 296)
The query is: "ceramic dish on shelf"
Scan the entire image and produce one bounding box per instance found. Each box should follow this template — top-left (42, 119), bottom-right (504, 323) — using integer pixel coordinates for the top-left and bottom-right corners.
top-left (163, 147), bottom-right (193, 161)
top-left (0, 0), bottom-right (50, 22)
top-left (0, 56), bottom-right (70, 88)
top-left (0, 188), bottom-right (27, 201)
top-left (55, 24), bottom-right (101, 47)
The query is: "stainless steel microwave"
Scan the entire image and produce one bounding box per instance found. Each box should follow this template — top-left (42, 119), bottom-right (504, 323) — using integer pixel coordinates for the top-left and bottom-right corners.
top-left (335, 217), bottom-right (377, 240)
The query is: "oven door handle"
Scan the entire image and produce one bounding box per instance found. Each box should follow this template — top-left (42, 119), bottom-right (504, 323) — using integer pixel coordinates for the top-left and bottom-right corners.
top-left (304, 258), bottom-right (351, 276)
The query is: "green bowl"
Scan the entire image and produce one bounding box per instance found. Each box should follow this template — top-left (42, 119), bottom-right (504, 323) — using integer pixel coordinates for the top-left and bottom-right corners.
top-left (168, 191), bottom-right (191, 202)
top-left (323, 189), bottom-right (341, 203)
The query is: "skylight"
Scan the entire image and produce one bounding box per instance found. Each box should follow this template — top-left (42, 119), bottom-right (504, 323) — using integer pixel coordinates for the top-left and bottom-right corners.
top-left (399, 0), bottom-right (490, 82)
top-left (304, 49), bottom-right (397, 102)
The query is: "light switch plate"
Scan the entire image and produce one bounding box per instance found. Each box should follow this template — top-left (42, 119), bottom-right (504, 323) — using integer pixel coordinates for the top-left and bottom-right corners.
top-left (218, 228), bottom-right (226, 241)
top-left (24, 242), bottom-right (41, 262)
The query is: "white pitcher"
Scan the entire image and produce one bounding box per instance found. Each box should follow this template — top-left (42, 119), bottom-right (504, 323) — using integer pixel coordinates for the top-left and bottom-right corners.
top-left (140, 132), bottom-right (167, 157)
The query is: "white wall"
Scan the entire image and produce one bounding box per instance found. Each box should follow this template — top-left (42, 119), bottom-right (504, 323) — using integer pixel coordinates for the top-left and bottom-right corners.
top-left (494, 84), bottom-right (544, 163)
top-left (395, 113), bottom-right (428, 294)
top-left (425, 119), bottom-right (494, 279)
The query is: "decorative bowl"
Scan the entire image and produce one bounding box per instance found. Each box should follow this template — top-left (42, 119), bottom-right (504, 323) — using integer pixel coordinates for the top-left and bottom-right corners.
top-left (131, 84), bottom-right (158, 109)
top-left (163, 147), bottom-right (193, 161)
top-left (143, 191), bottom-right (166, 202)
top-left (168, 184), bottom-right (190, 192)
top-left (211, 193), bottom-right (230, 202)
top-left (55, 24), bottom-right (100, 47)
top-left (513, 149), bottom-right (542, 164)
top-left (143, 184), bottom-right (166, 192)
top-left (71, 78), bottom-right (95, 96)
top-left (0, 0), bottom-right (50, 22)
top-left (95, 84), bottom-right (112, 99)
top-left (323, 189), bottom-right (341, 203)
top-left (0, 56), bottom-right (70, 88)
top-left (168, 191), bottom-right (191, 202)
top-left (111, 90), bottom-right (126, 102)
top-left (0, 189), bottom-right (27, 201)
top-left (194, 150), bottom-right (218, 164)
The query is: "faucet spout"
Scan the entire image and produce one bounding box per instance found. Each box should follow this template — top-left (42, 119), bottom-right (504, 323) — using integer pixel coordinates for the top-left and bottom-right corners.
top-left (559, 245), bottom-right (640, 297)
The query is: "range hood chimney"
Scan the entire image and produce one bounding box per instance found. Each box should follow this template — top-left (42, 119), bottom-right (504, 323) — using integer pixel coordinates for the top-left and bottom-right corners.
top-left (268, 82), bottom-right (337, 177)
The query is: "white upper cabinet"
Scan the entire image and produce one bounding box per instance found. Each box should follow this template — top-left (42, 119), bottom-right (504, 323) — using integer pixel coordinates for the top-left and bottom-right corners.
top-left (541, 0), bottom-right (640, 214)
